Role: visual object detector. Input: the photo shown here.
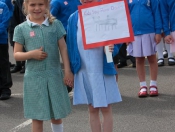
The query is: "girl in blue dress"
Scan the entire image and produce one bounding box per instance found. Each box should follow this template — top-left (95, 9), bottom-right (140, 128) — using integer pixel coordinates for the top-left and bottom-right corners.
top-left (66, 0), bottom-right (122, 131)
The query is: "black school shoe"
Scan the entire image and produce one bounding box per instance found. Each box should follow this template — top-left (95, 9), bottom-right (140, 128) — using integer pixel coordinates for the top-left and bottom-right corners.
top-left (163, 50), bottom-right (168, 58)
top-left (157, 58), bottom-right (164, 67)
top-left (10, 65), bottom-right (22, 73)
top-left (20, 66), bottom-right (25, 74)
top-left (0, 93), bottom-right (11, 100)
top-left (132, 62), bottom-right (136, 68)
top-left (168, 57), bottom-right (175, 66)
top-left (117, 62), bottom-right (127, 68)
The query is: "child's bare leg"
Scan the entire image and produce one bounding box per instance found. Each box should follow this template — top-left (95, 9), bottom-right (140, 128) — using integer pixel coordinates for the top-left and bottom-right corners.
top-left (136, 57), bottom-right (147, 96)
top-left (101, 105), bottom-right (113, 132)
top-left (32, 120), bottom-right (43, 132)
top-left (51, 119), bottom-right (63, 132)
top-left (147, 54), bottom-right (158, 96)
top-left (147, 55), bottom-right (157, 81)
top-left (88, 105), bottom-right (101, 132)
top-left (136, 57), bottom-right (145, 82)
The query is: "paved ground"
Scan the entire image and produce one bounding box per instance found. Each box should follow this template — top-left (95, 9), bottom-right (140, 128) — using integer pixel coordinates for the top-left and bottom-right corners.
top-left (0, 46), bottom-right (175, 132)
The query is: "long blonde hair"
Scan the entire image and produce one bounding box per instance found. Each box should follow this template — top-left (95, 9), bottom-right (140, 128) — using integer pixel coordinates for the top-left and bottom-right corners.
top-left (23, 0), bottom-right (55, 23)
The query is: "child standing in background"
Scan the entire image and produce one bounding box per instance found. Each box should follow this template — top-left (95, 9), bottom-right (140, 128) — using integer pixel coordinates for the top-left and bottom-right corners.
top-left (157, 34), bottom-right (175, 66)
top-left (159, 0), bottom-right (175, 52)
top-left (127, 0), bottom-right (162, 97)
top-left (66, 0), bottom-right (122, 132)
top-left (13, 0), bottom-right (74, 131)
top-left (0, 1), bottom-right (13, 100)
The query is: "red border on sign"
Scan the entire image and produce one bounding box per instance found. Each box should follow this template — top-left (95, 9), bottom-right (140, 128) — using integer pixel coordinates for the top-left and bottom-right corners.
top-left (78, 0), bottom-right (134, 49)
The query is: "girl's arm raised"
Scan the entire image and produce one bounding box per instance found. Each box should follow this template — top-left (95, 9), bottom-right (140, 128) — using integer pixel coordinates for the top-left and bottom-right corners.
top-left (58, 37), bottom-right (74, 87)
top-left (14, 42), bottom-right (47, 61)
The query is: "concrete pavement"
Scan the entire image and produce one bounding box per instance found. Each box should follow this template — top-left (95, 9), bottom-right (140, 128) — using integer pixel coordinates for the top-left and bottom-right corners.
top-left (0, 46), bottom-right (175, 132)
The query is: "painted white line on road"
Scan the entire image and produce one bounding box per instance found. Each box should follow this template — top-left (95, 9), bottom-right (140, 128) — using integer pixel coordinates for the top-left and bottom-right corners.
top-left (11, 93), bottom-right (23, 96)
top-left (9, 119), bottom-right (32, 132)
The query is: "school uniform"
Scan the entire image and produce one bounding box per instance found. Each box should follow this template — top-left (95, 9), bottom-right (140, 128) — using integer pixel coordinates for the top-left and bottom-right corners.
top-left (127, 0), bottom-right (162, 57)
top-left (159, 0), bottom-right (175, 36)
top-left (0, 1), bottom-right (12, 100)
top-left (0, 0), bottom-right (14, 17)
top-left (13, 17), bottom-right (71, 120)
top-left (50, 0), bottom-right (81, 31)
top-left (67, 11), bottom-right (122, 108)
top-left (159, 0), bottom-right (175, 53)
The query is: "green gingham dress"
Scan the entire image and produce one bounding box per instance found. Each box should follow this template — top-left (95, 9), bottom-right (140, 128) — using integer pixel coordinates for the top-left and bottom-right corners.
top-left (13, 19), bottom-right (71, 120)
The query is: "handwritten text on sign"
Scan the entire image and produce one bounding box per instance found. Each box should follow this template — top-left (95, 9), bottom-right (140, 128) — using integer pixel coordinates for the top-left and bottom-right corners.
top-left (81, 1), bottom-right (129, 44)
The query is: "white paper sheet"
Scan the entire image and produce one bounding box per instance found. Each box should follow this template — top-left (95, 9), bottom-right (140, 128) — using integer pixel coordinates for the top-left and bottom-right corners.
top-left (81, 1), bottom-right (129, 44)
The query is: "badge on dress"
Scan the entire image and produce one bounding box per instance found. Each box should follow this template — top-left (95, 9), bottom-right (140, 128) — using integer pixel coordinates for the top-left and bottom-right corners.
top-left (64, 1), bottom-right (68, 5)
top-left (147, 0), bottom-right (150, 6)
top-left (30, 31), bottom-right (35, 37)
top-left (129, 0), bottom-right (132, 3)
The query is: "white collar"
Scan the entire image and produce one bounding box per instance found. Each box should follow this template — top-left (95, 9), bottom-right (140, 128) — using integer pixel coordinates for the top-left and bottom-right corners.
top-left (26, 15), bottom-right (49, 27)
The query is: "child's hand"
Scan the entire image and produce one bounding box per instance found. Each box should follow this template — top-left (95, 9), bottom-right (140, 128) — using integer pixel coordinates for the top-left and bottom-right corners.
top-left (126, 42), bottom-right (131, 45)
top-left (63, 71), bottom-right (74, 88)
top-left (164, 35), bottom-right (174, 44)
top-left (155, 34), bottom-right (162, 44)
top-left (108, 44), bottom-right (114, 52)
top-left (104, 44), bottom-right (114, 53)
top-left (30, 47), bottom-right (47, 60)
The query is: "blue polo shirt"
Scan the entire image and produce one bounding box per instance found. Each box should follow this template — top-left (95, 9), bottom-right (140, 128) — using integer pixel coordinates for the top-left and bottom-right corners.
top-left (50, 0), bottom-right (81, 31)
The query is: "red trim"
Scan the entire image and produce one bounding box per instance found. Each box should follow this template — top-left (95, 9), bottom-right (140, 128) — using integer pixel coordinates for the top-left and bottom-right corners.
top-left (78, 0), bottom-right (134, 49)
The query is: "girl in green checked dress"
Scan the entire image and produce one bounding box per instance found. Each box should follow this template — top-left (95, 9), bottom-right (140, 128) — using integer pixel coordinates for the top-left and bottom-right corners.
top-left (13, 0), bottom-right (74, 131)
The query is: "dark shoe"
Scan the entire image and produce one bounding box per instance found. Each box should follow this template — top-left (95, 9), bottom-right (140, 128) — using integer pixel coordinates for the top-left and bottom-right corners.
top-left (168, 57), bottom-right (175, 66)
top-left (157, 58), bottom-right (164, 67)
top-left (0, 93), bottom-right (10, 100)
top-left (20, 66), bottom-right (25, 74)
top-left (117, 62), bottom-right (127, 68)
top-left (10, 66), bottom-right (22, 73)
top-left (132, 63), bottom-right (136, 68)
top-left (163, 50), bottom-right (168, 58)
top-left (10, 62), bottom-right (15, 68)
top-left (67, 86), bottom-right (72, 93)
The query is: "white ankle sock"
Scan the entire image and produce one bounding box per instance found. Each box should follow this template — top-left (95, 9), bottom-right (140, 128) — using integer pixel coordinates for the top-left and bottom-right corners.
top-left (140, 81), bottom-right (147, 92)
top-left (51, 123), bottom-right (63, 132)
top-left (157, 38), bottom-right (164, 59)
top-left (150, 80), bottom-right (157, 91)
top-left (165, 43), bottom-right (174, 58)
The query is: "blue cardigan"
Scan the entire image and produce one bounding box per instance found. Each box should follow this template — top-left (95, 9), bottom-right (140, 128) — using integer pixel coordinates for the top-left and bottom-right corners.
top-left (50, 0), bottom-right (81, 31)
top-left (66, 11), bottom-right (122, 75)
top-left (0, 1), bottom-right (10, 44)
top-left (159, 0), bottom-right (175, 36)
top-left (127, 0), bottom-right (162, 35)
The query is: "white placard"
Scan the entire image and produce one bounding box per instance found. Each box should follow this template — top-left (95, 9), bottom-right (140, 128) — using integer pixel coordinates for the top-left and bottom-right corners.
top-left (81, 1), bottom-right (130, 44)
top-left (105, 46), bottom-right (113, 63)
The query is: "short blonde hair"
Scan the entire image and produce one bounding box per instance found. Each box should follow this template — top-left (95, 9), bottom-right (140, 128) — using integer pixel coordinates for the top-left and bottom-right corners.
top-left (23, 0), bottom-right (55, 23)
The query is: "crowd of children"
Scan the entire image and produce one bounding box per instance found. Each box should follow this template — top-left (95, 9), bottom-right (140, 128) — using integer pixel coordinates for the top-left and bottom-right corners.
top-left (0, 0), bottom-right (175, 131)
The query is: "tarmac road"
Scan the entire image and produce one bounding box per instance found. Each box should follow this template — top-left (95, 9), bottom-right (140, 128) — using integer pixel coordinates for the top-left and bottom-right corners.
top-left (0, 46), bottom-right (175, 132)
